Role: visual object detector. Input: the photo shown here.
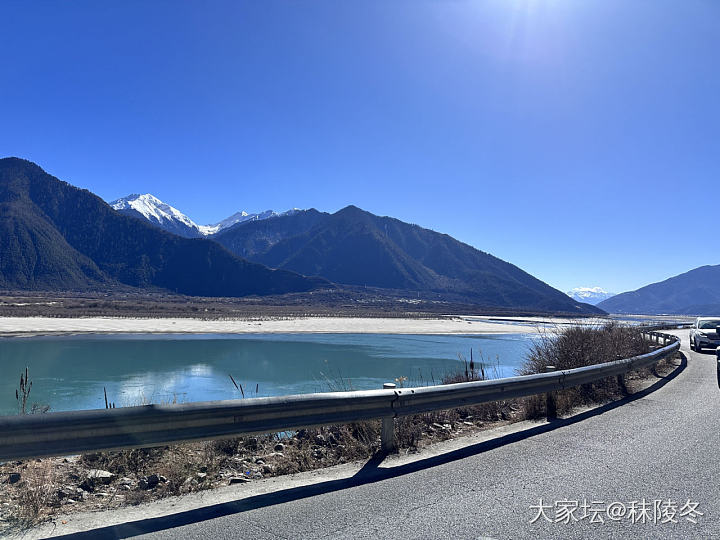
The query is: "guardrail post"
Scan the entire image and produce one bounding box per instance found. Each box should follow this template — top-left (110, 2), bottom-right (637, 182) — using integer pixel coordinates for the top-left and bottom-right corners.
top-left (716, 348), bottom-right (720, 389)
top-left (381, 382), bottom-right (397, 453)
top-left (544, 366), bottom-right (557, 421)
top-left (615, 355), bottom-right (628, 394)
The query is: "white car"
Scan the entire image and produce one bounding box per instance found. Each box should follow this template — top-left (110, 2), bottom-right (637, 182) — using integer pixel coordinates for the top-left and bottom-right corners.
top-left (690, 317), bottom-right (720, 352)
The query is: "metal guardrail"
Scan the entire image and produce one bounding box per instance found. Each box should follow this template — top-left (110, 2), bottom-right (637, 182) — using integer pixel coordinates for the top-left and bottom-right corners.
top-left (0, 331), bottom-right (681, 461)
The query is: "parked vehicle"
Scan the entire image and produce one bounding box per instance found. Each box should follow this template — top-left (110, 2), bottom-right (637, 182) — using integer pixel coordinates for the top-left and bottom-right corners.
top-left (690, 317), bottom-right (720, 351)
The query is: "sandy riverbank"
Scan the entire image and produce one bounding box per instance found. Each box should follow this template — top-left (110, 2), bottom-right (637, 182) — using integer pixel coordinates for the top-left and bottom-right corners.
top-left (0, 315), bottom-right (560, 336)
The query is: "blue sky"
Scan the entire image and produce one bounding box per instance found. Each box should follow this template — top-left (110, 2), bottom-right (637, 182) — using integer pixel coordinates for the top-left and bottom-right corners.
top-left (1, 0), bottom-right (718, 294)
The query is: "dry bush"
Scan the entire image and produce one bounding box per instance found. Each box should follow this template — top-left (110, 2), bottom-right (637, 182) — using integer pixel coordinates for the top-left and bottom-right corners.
top-left (519, 322), bottom-right (654, 418)
top-left (13, 460), bottom-right (58, 521)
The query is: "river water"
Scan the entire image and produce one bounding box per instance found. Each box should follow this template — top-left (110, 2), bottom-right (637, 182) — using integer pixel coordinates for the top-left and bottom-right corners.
top-left (0, 332), bottom-right (536, 415)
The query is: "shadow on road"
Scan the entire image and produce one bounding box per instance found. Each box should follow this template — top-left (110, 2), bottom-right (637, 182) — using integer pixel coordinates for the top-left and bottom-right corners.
top-left (49, 354), bottom-right (687, 539)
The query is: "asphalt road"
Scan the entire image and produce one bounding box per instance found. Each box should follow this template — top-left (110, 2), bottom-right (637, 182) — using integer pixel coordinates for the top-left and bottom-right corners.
top-left (48, 330), bottom-right (720, 540)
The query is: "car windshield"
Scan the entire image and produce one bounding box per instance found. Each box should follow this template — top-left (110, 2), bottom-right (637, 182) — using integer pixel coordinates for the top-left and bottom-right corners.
top-left (698, 320), bottom-right (720, 329)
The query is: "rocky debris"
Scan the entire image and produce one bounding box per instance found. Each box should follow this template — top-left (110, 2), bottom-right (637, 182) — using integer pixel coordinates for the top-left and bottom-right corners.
top-left (273, 443), bottom-right (285, 452)
top-left (254, 458), bottom-right (265, 465)
top-left (244, 437), bottom-right (259, 450)
top-left (199, 466), bottom-right (208, 473)
top-left (183, 476), bottom-right (200, 488)
top-left (87, 469), bottom-right (115, 486)
top-left (115, 477), bottom-right (133, 491)
top-left (78, 479), bottom-right (94, 493)
top-left (137, 473), bottom-right (162, 490)
top-left (7, 473), bottom-right (20, 484)
top-left (228, 477), bottom-right (249, 485)
top-left (79, 469), bottom-right (116, 492)
top-left (262, 464), bottom-right (274, 475)
top-left (196, 472), bottom-right (207, 482)
top-left (146, 474), bottom-right (161, 489)
top-left (313, 434), bottom-right (326, 445)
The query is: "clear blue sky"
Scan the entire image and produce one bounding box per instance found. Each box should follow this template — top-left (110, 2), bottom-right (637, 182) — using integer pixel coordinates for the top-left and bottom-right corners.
top-left (2, 1), bottom-right (718, 294)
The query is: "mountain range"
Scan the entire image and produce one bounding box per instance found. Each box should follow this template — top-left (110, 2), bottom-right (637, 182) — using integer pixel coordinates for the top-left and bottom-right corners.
top-left (111, 193), bottom-right (600, 313)
top-left (110, 193), bottom-right (298, 238)
top-left (0, 157), bottom-right (602, 313)
top-left (566, 287), bottom-right (615, 305)
top-left (597, 265), bottom-right (720, 315)
top-left (211, 205), bottom-right (601, 313)
top-left (0, 158), bottom-right (325, 296)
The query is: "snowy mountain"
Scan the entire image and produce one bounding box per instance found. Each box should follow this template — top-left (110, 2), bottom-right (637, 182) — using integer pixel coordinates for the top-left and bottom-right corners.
top-left (198, 209), bottom-right (300, 235)
top-left (110, 194), bottom-right (299, 238)
top-left (566, 287), bottom-right (615, 305)
top-left (110, 194), bottom-right (203, 238)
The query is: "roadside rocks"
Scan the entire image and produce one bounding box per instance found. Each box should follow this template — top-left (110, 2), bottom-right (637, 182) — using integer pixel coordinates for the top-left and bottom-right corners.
top-left (118, 477), bottom-right (134, 490)
top-left (87, 469), bottom-right (115, 485)
top-left (6, 473), bottom-right (20, 484)
top-left (58, 486), bottom-right (87, 503)
top-left (137, 473), bottom-right (166, 490)
top-left (79, 469), bottom-right (115, 492)
top-left (78, 479), bottom-right (94, 493)
top-left (228, 477), bottom-right (249, 485)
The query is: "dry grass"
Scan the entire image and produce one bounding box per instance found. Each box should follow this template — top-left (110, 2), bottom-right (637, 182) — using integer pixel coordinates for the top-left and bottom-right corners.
top-left (5, 460), bottom-right (58, 523)
top-left (519, 322), bottom-right (663, 418)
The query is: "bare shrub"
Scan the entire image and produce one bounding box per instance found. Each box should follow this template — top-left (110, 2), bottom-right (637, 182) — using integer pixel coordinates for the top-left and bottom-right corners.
top-left (519, 322), bottom-right (653, 417)
top-left (14, 461), bottom-right (58, 521)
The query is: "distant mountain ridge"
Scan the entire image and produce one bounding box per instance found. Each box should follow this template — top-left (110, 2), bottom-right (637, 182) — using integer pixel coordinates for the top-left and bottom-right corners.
top-left (566, 287), bottom-right (615, 305)
top-left (110, 193), bottom-right (299, 238)
top-left (1, 157), bottom-right (603, 314)
top-left (0, 158), bottom-right (326, 296)
top-left (214, 205), bottom-right (603, 314)
top-left (597, 265), bottom-right (720, 314)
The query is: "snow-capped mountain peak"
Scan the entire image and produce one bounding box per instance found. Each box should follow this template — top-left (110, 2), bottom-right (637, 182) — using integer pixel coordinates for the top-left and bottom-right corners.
top-left (111, 193), bottom-right (200, 230)
top-left (110, 193), bottom-right (301, 238)
top-left (567, 286), bottom-right (615, 305)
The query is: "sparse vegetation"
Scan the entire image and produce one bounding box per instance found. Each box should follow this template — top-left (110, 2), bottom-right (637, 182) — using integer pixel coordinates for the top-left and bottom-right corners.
top-left (519, 322), bottom-right (665, 418)
top-left (15, 367), bottom-right (31, 415)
